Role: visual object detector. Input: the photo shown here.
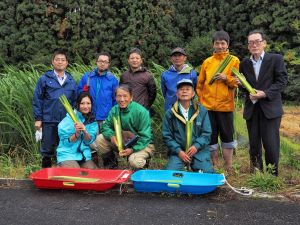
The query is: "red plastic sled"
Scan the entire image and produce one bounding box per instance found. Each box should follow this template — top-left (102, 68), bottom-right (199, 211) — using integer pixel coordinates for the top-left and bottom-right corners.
top-left (30, 168), bottom-right (132, 191)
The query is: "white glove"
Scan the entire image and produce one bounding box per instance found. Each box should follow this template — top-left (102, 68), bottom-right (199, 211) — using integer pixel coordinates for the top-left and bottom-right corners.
top-left (35, 129), bottom-right (42, 142)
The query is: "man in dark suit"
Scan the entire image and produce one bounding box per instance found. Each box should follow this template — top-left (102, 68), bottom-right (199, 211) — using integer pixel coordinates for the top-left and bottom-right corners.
top-left (239, 30), bottom-right (288, 176)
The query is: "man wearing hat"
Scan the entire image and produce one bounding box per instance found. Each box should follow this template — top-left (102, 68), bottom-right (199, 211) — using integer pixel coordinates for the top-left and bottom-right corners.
top-left (120, 48), bottom-right (157, 111)
top-left (196, 30), bottom-right (240, 171)
top-left (161, 47), bottom-right (198, 111)
top-left (162, 79), bottom-right (214, 172)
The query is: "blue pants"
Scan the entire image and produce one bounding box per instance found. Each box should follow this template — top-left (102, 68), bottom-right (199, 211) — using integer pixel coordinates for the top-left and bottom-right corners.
top-left (165, 148), bottom-right (214, 173)
top-left (41, 122), bottom-right (59, 157)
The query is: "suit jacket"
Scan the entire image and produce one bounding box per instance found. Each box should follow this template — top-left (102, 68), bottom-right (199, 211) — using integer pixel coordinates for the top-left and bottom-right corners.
top-left (240, 53), bottom-right (288, 120)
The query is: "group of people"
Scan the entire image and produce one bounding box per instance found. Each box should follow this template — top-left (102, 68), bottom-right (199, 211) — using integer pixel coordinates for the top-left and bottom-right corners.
top-left (33, 29), bottom-right (288, 176)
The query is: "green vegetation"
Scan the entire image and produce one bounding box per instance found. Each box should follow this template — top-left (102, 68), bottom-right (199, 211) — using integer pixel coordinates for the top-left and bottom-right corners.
top-left (0, 63), bottom-right (299, 195)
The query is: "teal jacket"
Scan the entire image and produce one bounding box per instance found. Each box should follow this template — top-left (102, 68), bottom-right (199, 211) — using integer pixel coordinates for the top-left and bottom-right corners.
top-left (102, 101), bottom-right (153, 152)
top-left (56, 111), bottom-right (98, 164)
top-left (162, 101), bottom-right (211, 155)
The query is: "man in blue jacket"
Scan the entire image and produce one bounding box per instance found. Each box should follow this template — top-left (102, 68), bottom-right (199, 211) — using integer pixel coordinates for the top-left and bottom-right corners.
top-left (161, 47), bottom-right (198, 111)
top-left (162, 79), bottom-right (214, 172)
top-left (33, 50), bottom-right (77, 168)
top-left (77, 52), bottom-right (119, 168)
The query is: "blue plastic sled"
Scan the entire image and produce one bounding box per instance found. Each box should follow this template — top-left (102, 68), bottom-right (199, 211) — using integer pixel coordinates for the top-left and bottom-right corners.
top-left (131, 170), bottom-right (225, 194)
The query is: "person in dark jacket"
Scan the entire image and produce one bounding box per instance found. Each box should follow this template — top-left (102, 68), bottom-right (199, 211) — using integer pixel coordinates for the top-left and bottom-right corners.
top-left (120, 48), bottom-right (157, 111)
top-left (32, 50), bottom-right (77, 168)
top-left (162, 79), bottom-right (214, 172)
top-left (239, 30), bottom-right (288, 176)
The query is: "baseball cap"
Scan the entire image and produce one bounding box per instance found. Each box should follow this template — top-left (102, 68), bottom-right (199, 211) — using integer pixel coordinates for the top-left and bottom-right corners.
top-left (176, 79), bottom-right (193, 89)
top-left (171, 47), bottom-right (187, 56)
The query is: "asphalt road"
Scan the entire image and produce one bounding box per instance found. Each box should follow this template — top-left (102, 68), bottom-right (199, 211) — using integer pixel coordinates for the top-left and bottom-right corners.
top-left (0, 187), bottom-right (299, 225)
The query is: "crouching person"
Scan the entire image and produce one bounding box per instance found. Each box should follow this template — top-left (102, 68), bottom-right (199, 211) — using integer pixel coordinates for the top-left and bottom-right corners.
top-left (56, 92), bottom-right (98, 169)
top-left (94, 84), bottom-right (154, 169)
top-left (163, 79), bottom-right (214, 173)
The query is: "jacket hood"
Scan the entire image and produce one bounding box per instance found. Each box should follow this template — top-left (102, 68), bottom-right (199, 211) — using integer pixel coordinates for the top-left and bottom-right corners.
top-left (168, 64), bottom-right (193, 74)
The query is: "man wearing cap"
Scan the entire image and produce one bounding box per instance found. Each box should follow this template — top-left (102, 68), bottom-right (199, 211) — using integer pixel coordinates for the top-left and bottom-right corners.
top-left (162, 79), bottom-right (214, 172)
top-left (196, 30), bottom-right (239, 171)
top-left (120, 48), bottom-right (157, 111)
top-left (161, 47), bottom-right (198, 111)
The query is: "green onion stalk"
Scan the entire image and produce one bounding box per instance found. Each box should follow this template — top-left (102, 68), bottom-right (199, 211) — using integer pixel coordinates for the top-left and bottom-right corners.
top-left (209, 55), bottom-right (233, 85)
top-left (231, 68), bottom-right (256, 94)
top-left (59, 95), bottom-right (79, 123)
top-left (113, 116), bottom-right (123, 152)
top-left (185, 121), bottom-right (193, 152)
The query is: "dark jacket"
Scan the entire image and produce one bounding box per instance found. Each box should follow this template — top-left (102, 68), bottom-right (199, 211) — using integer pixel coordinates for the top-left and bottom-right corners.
top-left (32, 70), bottom-right (77, 123)
top-left (120, 67), bottom-right (157, 110)
top-left (162, 101), bottom-right (211, 155)
top-left (77, 68), bottom-right (119, 121)
top-left (240, 53), bottom-right (288, 120)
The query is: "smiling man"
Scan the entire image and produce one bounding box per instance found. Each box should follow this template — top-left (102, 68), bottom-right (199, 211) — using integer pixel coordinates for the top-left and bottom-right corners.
top-left (196, 31), bottom-right (240, 172)
top-left (120, 48), bottom-right (157, 112)
top-left (162, 79), bottom-right (214, 172)
top-left (240, 30), bottom-right (288, 176)
top-left (33, 49), bottom-right (77, 168)
top-left (161, 47), bottom-right (198, 111)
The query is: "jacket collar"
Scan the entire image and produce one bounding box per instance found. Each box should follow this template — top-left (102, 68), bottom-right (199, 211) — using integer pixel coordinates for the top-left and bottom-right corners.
top-left (171, 101), bottom-right (199, 124)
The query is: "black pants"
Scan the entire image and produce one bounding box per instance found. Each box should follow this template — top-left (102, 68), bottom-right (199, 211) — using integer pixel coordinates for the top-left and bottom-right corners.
top-left (246, 104), bottom-right (281, 176)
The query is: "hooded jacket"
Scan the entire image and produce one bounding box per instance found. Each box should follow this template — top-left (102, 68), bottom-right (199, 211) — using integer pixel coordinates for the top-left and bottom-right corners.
top-left (56, 111), bottom-right (98, 164)
top-left (196, 51), bottom-right (239, 112)
top-left (161, 65), bottom-right (198, 110)
top-left (77, 68), bottom-right (119, 121)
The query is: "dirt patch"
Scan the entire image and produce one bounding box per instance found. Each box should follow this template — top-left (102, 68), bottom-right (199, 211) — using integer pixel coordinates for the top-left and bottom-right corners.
top-left (280, 106), bottom-right (300, 141)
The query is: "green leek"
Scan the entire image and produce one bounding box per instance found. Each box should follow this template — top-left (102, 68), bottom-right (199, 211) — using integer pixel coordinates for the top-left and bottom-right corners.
top-left (59, 95), bottom-right (79, 123)
top-left (209, 55), bottom-right (233, 85)
top-left (185, 121), bottom-right (193, 152)
top-left (231, 68), bottom-right (256, 94)
top-left (113, 116), bottom-right (123, 151)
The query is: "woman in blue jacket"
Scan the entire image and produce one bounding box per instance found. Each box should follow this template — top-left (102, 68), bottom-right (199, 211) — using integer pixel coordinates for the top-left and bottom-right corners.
top-left (56, 92), bottom-right (98, 169)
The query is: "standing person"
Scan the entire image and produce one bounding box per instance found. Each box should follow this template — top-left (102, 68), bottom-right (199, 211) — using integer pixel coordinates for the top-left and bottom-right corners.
top-left (77, 52), bottom-right (119, 168)
top-left (239, 30), bottom-right (288, 176)
top-left (163, 79), bottom-right (214, 172)
top-left (56, 92), bottom-right (98, 169)
top-left (94, 84), bottom-right (154, 169)
top-left (120, 48), bottom-right (157, 111)
top-left (196, 31), bottom-right (239, 171)
top-left (161, 47), bottom-right (198, 111)
top-left (33, 50), bottom-right (77, 168)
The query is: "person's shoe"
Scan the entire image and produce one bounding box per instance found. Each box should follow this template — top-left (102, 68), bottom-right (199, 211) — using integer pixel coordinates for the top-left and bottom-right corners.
top-left (42, 156), bottom-right (52, 168)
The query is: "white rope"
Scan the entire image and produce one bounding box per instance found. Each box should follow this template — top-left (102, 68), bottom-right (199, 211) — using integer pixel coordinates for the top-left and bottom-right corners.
top-left (224, 176), bottom-right (254, 196)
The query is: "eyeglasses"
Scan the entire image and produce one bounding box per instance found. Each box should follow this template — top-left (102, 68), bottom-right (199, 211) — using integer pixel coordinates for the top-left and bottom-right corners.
top-left (248, 40), bottom-right (264, 46)
top-left (97, 60), bottom-right (110, 64)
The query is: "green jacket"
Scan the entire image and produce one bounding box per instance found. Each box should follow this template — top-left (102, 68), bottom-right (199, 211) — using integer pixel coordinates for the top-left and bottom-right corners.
top-left (102, 101), bottom-right (153, 152)
top-left (162, 101), bottom-right (211, 155)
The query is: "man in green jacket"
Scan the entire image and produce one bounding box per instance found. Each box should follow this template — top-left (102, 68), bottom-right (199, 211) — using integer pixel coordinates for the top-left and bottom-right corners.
top-left (93, 84), bottom-right (154, 169)
top-left (162, 79), bottom-right (214, 172)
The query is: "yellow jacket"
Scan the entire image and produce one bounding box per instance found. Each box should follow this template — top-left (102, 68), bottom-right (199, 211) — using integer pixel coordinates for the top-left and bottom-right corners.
top-left (196, 51), bottom-right (240, 112)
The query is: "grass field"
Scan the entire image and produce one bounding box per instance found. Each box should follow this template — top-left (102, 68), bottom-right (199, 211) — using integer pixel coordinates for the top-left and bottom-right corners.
top-left (0, 63), bottom-right (299, 195)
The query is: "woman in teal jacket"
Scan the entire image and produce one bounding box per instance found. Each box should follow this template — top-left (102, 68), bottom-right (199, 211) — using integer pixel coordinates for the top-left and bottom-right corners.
top-left (56, 92), bottom-right (98, 169)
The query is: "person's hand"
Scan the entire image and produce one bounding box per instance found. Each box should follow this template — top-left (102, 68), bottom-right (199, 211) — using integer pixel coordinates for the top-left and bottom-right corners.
top-left (75, 122), bottom-right (86, 133)
top-left (233, 77), bottom-right (241, 86)
top-left (119, 148), bottom-right (133, 157)
top-left (178, 150), bottom-right (191, 163)
top-left (214, 73), bottom-right (227, 81)
top-left (110, 136), bottom-right (118, 146)
top-left (186, 145), bottom-right (197, 157)
top-left (250, 89), bottom-right (266, 101)
top-left (35, 121), bottom-right (42, 130)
